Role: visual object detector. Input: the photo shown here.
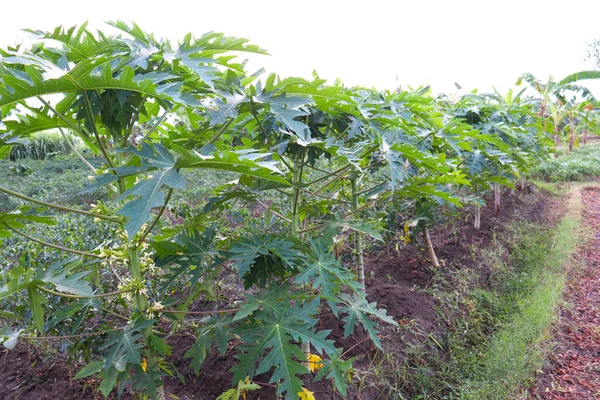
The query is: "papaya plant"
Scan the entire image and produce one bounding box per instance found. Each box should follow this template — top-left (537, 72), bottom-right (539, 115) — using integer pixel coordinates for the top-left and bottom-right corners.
top-left (0, 23), bottom-right (402, 400)
top-left (0, 22), bottom-right (568, 400)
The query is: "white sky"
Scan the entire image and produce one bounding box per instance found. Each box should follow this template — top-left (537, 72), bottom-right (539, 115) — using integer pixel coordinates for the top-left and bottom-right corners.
top-left (1, 0), bottom-right (600, 96)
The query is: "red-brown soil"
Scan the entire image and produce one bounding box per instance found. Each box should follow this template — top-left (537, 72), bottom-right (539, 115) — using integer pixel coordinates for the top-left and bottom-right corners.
top-left (529, 187), bottom-right (600, 400)
top-left (0, 186), bottom-right (558, 400)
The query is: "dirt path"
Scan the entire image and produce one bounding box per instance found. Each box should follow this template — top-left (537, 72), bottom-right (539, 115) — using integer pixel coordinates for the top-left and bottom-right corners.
top-left (531, 186), bottom-right (600, 399)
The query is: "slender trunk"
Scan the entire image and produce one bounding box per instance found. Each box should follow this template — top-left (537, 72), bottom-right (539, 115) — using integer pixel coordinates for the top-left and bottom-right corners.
top-left (494, 183), bottom-right (501, 216)
top-left (569, 115), bottom-right (575, 153)
top-left (584, 129), bottom-right (588, 145)
top-left (553, 134), bottom-right (560, 159)
top-left (423, 227), bottom-right (439, 268)
top-left (290, 155), bottom-right (311, 364)
top-left (117, 148), bottom-right (163, 400)
top-left (351, 178), bottom-right (365, 289)
top-left (474, 205), bottom-right (481, 230)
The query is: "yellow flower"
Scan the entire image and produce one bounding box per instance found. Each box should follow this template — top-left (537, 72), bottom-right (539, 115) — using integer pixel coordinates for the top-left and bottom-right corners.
top-left (306, 353), bottom-right (323, 373)
top-left (298, 387), bottom-right (315, 400)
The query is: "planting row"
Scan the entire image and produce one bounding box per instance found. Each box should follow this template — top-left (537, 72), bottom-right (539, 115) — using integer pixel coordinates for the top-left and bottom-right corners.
top-left (0, 22), bottom-right (598, 399)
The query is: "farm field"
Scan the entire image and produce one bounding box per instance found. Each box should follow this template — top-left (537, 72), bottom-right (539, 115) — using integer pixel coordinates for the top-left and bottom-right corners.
top-left (1, 23), bottom-right (600, 400)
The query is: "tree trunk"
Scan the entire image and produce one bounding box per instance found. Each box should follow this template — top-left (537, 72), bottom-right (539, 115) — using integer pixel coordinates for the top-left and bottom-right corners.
top-left (423, 227), bottom-right (440, 268)
top-left (351, 178), bottom-right (365, 289)
top-left (494, 183), bottom-right (501, 216)
top-left (290, 156), bottom-right (311, 367)
top-left (584, 129), bottom-right (588, 145)
top-left (474, 205), bottom-right (481, 230)
top-left (569, 115), bottom-right (575, 153)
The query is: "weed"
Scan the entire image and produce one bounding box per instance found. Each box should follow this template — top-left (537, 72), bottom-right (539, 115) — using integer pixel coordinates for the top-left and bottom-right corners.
top-left (532, 143), bottom-right (600, 182)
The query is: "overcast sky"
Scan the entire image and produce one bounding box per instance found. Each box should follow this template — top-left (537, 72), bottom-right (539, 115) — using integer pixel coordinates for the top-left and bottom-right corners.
top-left (1, 0), bottom-right (600, 96)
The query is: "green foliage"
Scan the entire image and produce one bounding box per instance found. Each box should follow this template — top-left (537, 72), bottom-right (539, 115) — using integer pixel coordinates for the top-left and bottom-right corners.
top-left (532, 143), bottom-right (600, 182)
top-left (0, 21), bottom-right (580, 400)
top-left (231, 297), bottom-right (335, 400)
top-left (8, 131), bottom-right (80, 160)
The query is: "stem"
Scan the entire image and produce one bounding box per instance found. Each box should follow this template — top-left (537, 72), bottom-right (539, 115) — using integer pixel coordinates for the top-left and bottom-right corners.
top-left (355, 181), bottom-right (387, 196)
top-left (19, 329), bottom-right (120, 341)
top-left (340, 336), bottom-right (371, 358)
top-left (251, 110), bottom-right (293, 171)
top-left (58, 128), bottom-right (97, 173)
top-left (569, 112), bottom-right (575, 153)
top-left (127, 246), bottom-right (147, 313)
top-left (494, 183), bottom-right (501, 216)
top-left (102, 307), bottom-right (130, 321)
top-left (423, 226), bottom-right (440, 268)
top-left (474, 204), bottom-right (481, 230)
top-left (4, 223), bottom-right (101, 258)
top-left (257, 200), bottom-right (291, 223)
top-left (351, 178), bottom-right (365, 289)
top-left (37, 286), bottom-right (134, 300)
top-left (0, 184), bottom-right (121, 222)
top-left (159, 308), bottom-right (241, 316)
top-left (203, 119), bottom-right (233, 148)
top-left (289, 152), bottom-right (311, 363)
top-left (300, 188), bottom-right (352, 205)
top-left (305, 165), bottom-right (351, 187)
top-left (37, 96), bottom-right (88, 138)
top-left (142, 108), bottom-right (170, 142)
top-left (291, 157), bottom-right (304, 238)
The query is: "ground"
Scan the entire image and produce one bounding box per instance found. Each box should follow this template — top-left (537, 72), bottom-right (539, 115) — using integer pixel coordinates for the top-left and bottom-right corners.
top-left (0, 184), bottom-right (576, 399)
top-left (530, 186), bottom-right (600, 399)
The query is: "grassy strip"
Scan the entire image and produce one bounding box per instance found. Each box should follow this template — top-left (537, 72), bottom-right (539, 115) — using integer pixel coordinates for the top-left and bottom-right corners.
top-left (458, 198), bottom-right (581, 399)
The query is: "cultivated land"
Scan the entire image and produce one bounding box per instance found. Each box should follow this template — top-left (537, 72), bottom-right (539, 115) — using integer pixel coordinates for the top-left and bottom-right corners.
top-left (2, 23), bottom-right (600, 400)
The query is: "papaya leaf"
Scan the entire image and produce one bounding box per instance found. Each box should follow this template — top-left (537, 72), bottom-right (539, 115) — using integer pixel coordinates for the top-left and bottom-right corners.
top-left (337, 293), bottom-right (398, 349)
top-left (173, 146), bottom-right (291, 187)
top-left (232, 298), bottom-right (335, 400)
top-left (132, 364), bottom-right (165, 398)
top-left (227, 234), bottom-right (301, 288)
top-left (74, 360), bottom-right (104, 380)
top-left (100, 320), bottom-right (154, 372)
top-left (98, 366), bottom-right (119, 399)
top-left (37, 262), bottom-right (94, 297)
top-left (184, 315), bottom-right (233, 374)
top-left (232, 284), bottom-right (296, 322)
top-left (0, 267), bottom-right (34, 300)
top-left (314, 351), bottom-right (355, 397)
top-left (324, 214), bottom-right (384, 242)
top-left (117, 168), bottom-right (186, 239)
top-left (296, 239), bottom-right (359, 299)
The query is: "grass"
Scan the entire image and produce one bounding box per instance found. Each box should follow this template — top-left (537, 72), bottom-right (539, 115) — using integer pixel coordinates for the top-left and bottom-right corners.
top-left (530, 179), bottom-right (567, 196)
top-left (532, 143), bottom-right (600, 182)
top-left (0, 156), bottom-right (108, 211)
top-left (458, 213), bottom-right (580, 399)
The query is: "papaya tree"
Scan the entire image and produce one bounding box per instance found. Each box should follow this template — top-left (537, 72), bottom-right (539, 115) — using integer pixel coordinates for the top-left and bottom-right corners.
top-left (0, 23), bottom-right (404, 400)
